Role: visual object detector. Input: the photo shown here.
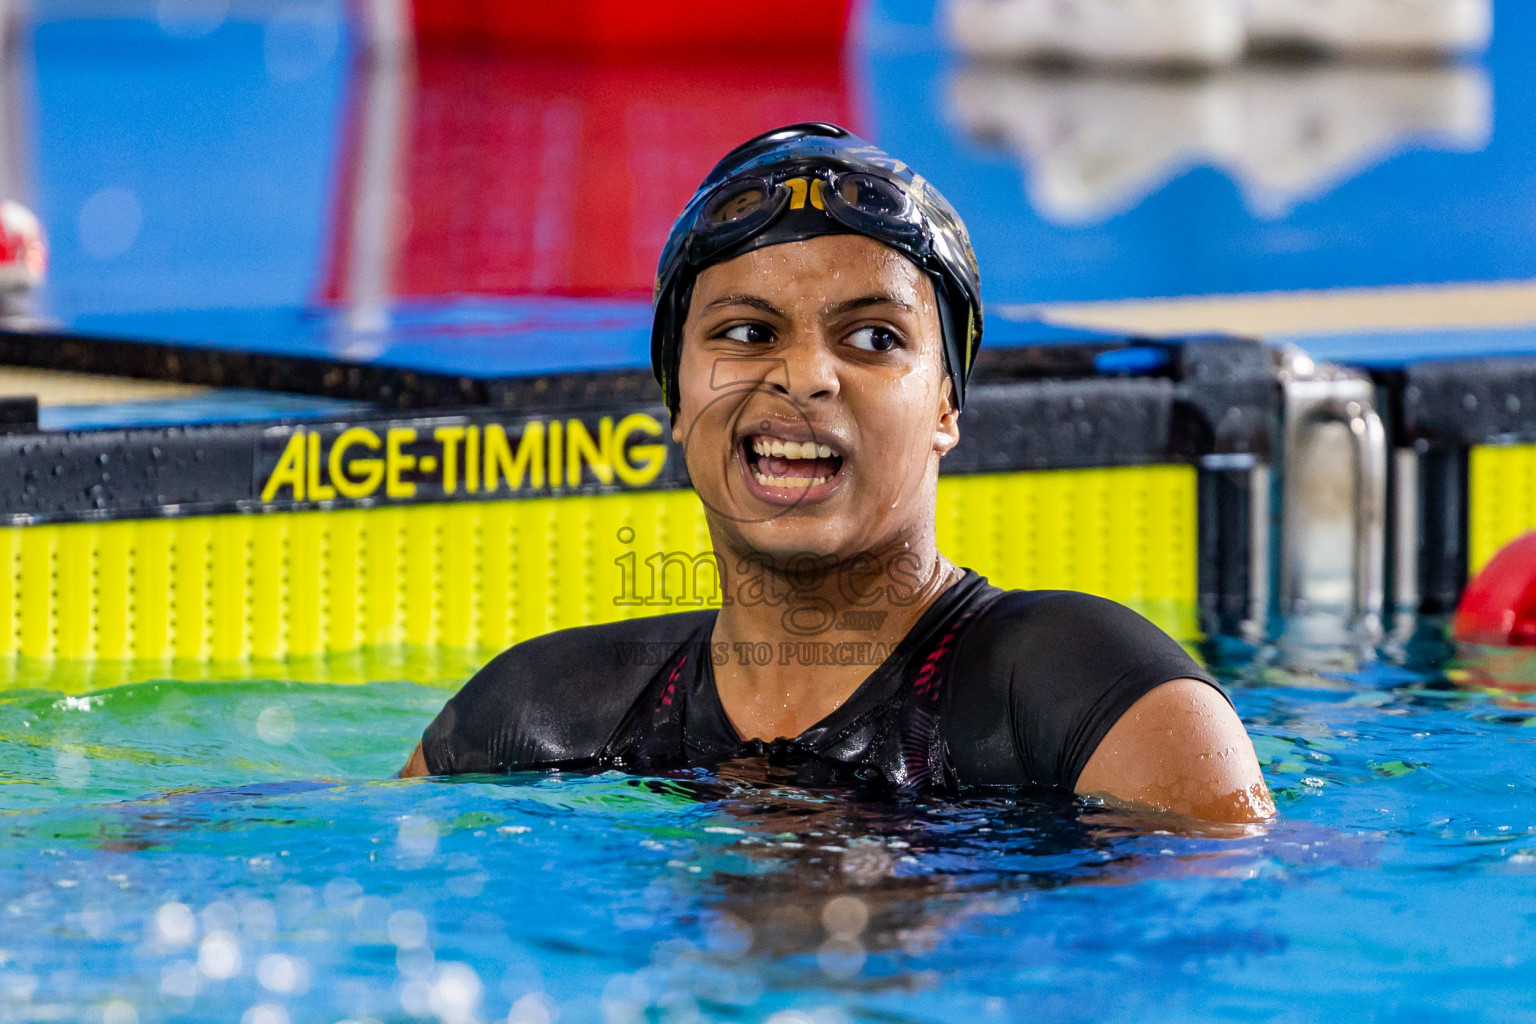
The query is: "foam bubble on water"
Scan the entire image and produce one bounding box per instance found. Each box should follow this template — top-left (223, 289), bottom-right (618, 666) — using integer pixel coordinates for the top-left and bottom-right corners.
top-left (815, 937), bottom-right (865, 980)
top-left (898, 924), bottom-right (941, 956)
top-left (820, 896), bottom-right (869, 940)
top-left (428, 963), bottom-right (482, 1024)
top-left (79, 905), bottom-right (114, 939)
top-left (839, 841), bottom-right (895, 883)
top-left (658, 996), bottom-right (701, 1024)
top-left (256, 953), bottom-right (308, 995)
top-left (240, 900), bottom-right (278, 942)
top-left (807, 1008), bottom-right (853, 1024)
top-left (240, 1003), bottom-right (290, 1024)
top-left (353, 895), bottom-right (392, 932)
top-left (764, 1013), bottom-right (817, 1024)
top-left (54, 748), bottom-right (91, 789)
top-left (256, 705), bottom-right (296, 745)
top-left (703, 912), bottom-right (753, 959)
top-left (157, 689), bottom-right (194, 719)
top-left (387, 910), bottom-right (428, 949)
top-left (445, 873), bottom-right (486, 899)
top-left (323, 877), bottom-right (363, 915)
top-left (159, 960), bottom-right (200, 999)
top-left (198, 932), bottom-right (241, 980)
top-left (0, 973), bottom-right (37, 1001)
top-left (201, 902), bottom-right (240, 935)
top-left (507, 992), bottom-right (558, 1024)
top-left (101, 999), bottom-right (139, 1024)
top-left (276, 884), bottom-right (315, 928)
top-left (601, 973), bottom-right (648, 1024)
top-left (399, 978), bottom-right (432, 1017)
top-left (397, 817), bottom-right (440, 860)
top-left (396, 945), bottom-right (435, 980)
top-left (154, 902), bottom-right (197, 947)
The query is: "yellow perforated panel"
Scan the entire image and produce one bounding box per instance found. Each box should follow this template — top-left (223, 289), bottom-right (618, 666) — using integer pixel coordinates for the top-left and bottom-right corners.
top-left (1469, 443), bottom-right (1536, 574)
top-left (939, 465), bottom-right (1195, 597)
top-left (0, 464), bottom-right (1197, 673)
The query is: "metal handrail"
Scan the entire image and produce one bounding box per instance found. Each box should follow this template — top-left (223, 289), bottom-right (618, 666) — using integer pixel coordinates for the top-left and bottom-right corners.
top-left (1280, 372), bottom-right (1388, 629)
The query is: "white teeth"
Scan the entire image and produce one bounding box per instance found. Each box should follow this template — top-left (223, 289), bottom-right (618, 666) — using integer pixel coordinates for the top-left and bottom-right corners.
top-left (747, 435), bottom-right (840, 460)
top-left (752, 471), bottom-right (830, 488)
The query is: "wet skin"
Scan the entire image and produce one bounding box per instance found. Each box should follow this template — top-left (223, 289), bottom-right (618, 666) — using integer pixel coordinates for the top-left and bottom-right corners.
top-left (404, 234), bottom-right (1275, 824)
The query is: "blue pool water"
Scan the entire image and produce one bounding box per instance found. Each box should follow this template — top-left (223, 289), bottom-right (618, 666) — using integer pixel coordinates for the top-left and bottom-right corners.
top-left (4, 622), bottom-right (1536, 1023)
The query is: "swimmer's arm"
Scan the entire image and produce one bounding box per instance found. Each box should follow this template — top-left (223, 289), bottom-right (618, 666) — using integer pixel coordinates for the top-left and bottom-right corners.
top-left (1075, 678), bottom-right (1275, 824)
top-left (399, 742), bottom-right (429, 778)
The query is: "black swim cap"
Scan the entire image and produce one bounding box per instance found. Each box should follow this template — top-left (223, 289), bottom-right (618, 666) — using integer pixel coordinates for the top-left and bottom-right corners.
top-left (651, 122), bottom-right (983, 416)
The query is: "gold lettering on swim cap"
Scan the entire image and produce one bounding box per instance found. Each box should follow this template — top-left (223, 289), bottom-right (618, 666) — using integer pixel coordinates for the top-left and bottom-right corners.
top-left (783, 177), bottom-right (827, 211)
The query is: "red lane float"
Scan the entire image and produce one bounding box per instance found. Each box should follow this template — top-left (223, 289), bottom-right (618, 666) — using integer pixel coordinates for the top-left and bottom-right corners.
top-left (0, 199), bottom-right (45, 292)
top-left (1453, 532), bottom-right (1536, 645)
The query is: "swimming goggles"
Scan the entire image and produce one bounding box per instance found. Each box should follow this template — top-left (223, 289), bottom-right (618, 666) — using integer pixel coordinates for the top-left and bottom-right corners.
top-left (684, 167), bottom-right (932, 271)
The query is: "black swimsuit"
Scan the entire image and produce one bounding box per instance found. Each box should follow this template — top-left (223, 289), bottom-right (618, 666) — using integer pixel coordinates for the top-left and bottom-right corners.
top-left (420, 570), bottom-right (1223, 793)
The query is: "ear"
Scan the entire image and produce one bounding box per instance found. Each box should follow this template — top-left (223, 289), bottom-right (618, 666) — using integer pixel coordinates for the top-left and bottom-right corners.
top-left (934, 378), bottom-right (960, 456)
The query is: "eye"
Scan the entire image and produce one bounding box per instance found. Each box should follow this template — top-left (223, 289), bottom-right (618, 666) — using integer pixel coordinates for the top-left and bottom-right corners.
top-left (848, 326), bottom-right (900, 352)
top-left (723, 323), bottom-right (773, 345)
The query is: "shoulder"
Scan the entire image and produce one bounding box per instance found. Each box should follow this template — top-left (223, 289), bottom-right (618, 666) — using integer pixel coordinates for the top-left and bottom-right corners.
top-left (469, 610), bottom-right (717, 705)
top-left (421, 610), bottom-right (715, 774)
top-left (1075, 677), bottom-right (1274, 822)
top-left (973, 588), bottom-right (1132, 627)
top-left (944, 588), bottom-right (1218, 789)
top-left (958, 589), bottom-right (1187, 668)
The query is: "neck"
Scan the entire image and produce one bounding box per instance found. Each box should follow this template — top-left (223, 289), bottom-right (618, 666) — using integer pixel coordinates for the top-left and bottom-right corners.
top-left (706, 527), bottom-right (962, 739)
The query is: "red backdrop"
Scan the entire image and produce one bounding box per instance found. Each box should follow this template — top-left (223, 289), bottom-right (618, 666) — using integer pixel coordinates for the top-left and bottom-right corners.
top-left (411, 0), bottom-right (853, 56)
top-left (324, 0), bottom-right (862, 302)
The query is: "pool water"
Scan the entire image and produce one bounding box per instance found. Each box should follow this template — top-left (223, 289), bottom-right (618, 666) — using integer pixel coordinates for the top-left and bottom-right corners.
top-left (3, 621), bottom-right (1536, 1024)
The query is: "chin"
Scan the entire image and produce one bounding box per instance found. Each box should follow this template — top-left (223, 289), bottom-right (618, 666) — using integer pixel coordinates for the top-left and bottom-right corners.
top-left (724, 515), bottom-right (859, 566)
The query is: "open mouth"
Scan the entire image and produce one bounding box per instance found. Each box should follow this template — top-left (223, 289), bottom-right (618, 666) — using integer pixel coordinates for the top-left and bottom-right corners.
top-left (742, 434), bottom-right (846, 493)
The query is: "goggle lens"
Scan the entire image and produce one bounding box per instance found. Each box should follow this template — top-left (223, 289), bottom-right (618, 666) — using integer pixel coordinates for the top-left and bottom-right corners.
top-left (702, 180), bottom-right (777, 228)
top-left (833, 173), bottom-right (909, 220)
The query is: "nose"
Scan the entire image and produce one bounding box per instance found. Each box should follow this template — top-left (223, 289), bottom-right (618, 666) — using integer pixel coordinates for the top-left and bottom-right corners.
top-left (778, 327), bottom-right (840, 407)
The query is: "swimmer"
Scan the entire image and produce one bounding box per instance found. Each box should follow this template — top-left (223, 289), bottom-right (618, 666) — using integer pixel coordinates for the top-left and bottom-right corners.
top-left (402, 123), bottom-right (1275, 824)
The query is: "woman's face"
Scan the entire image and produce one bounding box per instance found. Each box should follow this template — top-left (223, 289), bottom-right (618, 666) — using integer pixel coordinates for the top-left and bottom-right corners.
top-left (673, 233), bottom-right (960, 563)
